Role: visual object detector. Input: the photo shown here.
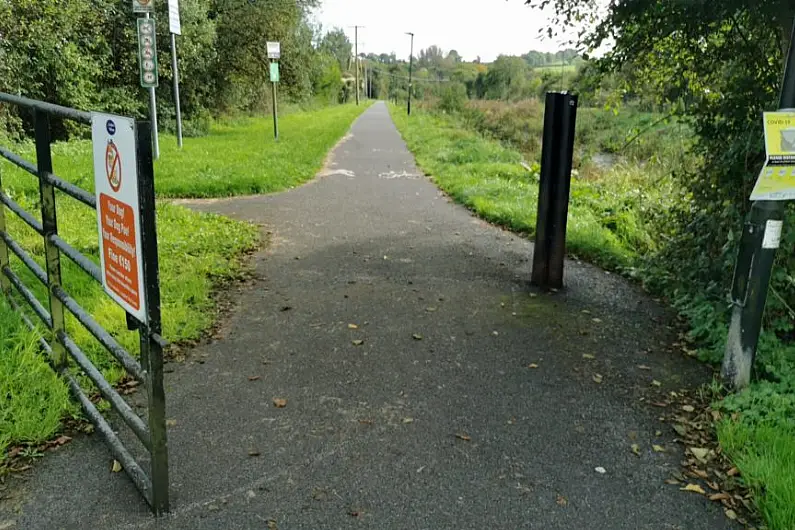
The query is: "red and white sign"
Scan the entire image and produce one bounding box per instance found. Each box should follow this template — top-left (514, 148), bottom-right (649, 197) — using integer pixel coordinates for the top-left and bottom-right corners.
top-left (91, 113), bottom-right (147, 323)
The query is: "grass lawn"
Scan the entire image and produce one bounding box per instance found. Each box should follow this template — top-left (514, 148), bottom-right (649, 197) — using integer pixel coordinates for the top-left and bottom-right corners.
top-left (388, 104), bottom-right (666, 271)
top-left (0, 103), bottom-right (366, 462)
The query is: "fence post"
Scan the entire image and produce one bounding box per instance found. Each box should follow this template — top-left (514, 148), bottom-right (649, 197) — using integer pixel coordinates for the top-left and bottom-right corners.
top-left (135, 121), bottom-right (169, 515)
top-left (34, 111), bottom-right (67, 367)
top-left (0, 163), bottom-right (10, 296)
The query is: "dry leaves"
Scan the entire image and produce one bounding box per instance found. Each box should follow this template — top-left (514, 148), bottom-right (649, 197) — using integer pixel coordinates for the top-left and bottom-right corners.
top-left (592, 374), bottom-right (603, 384)
top-left (248, 375), bottom-right (261, 381)
top-left (273, 398), bottom-right (287, 408)
top-left (556, 494), bottom-right (568, 506)
top-left (528, 363), bottom-right (539, 369)
top-left (348, 323), bottom-right (359, 329)
top-left (111, 460), bottom-right (122, 473)
top-left (631, 443), bottom-right (641, 456)
top-left (582, 354), bottom-right (595, 360)
top-left (651, 380), bottom-right (662, 387)
top-left (682, 405), bottom-right (695, 413)
top-left (455, 433), bottom-right (471, 442)
top-left (652, 445), bottom-right (666, 453)
top-left (682, 483), bottom-right (706, 495)
top-left (402, 417), bottom-right (414, 424)
top-left (412, 334), bottom-right (423, 341)
top-left (352, 340), bottom-right (364, 346)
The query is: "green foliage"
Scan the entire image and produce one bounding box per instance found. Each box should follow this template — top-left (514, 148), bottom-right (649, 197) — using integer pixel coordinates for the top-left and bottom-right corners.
top-left (438, 83), bottom-right (468, 113)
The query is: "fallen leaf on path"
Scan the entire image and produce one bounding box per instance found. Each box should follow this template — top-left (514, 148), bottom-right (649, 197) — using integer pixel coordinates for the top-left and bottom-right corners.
top-left (665, 478), bottom-right (681, 485)
top-left (631, 443), bottom-right (641, 456)
top-left (492, 331), bottom-right (499, 336)
top-left (55, 435), bottom-right (72, 445)
top-left (528, 363), bottom-right (539, 369)
top-left (652, 445), bottom-right (666, 453)
top-left (673, 424), bottom-right (688, 437)
top-left (412, 334), bottom-right (423, 340)
top-left (248, 449), bottom-right (261, 457)
top-left (592, 318), bottom-right (602, 323)
top-left (638, 365), bottom-right (651, 370)
top-left (709, 493), bottom-right (731, 502)
top-left (112, 460), bottom-right (122, 473)
top-left (348, 323), bottom-right (359, 329)
top-left (166, 419), bottom-right (177, 427)
top-left (727, 467), bottom-right (740, 477)
top-left (556, 494), bottom-right (568, 506)
top-left (682, 405), bottom-right (695, 413)
top-left (352, 340), bottom-right (364, 346)
top-left (595, 467), bottom-right (606, 474)
top-left (248, 376), bottom-right (261, 381)
top-left (690, 447), bottom-right (710, 463)
top-left (455, 433), bottom-right (471, 442)
top-left (652, 380), bottom-right (662, 387)
top-left (655, 430), bottom-right (662, 436)
top-left (273, 398), bottom-right (287, 408)
top-left (425, 307), bottom-right (437, 312)
top-left (582, 354), bottom-right (595, 359)
top-left (402, 417), bottom-right (414, 424)
top-left (691, 468), bottom-right (709, 480)
top-left (682, 484), bottom-right (706, 495)
top-left (724, 509), bottom-right (738, 520)
top-left (267, 520), bottom-right (278, 530)
top-left (358, 419), bottom-right (373, 425)
top-left (592, 374), bottom-right (603, 384)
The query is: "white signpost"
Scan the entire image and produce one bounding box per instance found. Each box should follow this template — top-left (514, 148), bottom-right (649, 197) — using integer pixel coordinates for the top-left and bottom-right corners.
top-left (168, 0), bottom-right (184, 148)
top-left (91, 113), bottom-right (147, 323)
top-left (267, 41), bottom-right (281, 59)
top-left (168, 0), bottom-right (181, 35)
top-left (267, 41), bottom-right (281, 140)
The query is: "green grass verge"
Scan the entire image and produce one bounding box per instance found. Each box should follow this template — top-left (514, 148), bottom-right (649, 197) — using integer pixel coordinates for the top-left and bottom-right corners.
top-left (4, 103), bottom-right (369, 199)
top-left (1, 103), bottom-right (366, 461)
top-left (719, 420), bottom-right (795, 528)
top-left (388, 104), bottom-right (665, 271)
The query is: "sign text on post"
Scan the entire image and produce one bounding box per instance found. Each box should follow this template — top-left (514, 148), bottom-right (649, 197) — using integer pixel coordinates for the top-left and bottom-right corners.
top-left (91, 113), bottom-right (147, 323)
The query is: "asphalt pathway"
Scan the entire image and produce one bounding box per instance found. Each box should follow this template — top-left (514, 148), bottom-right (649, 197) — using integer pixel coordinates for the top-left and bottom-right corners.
top-left (2, 102), bottom-right (735, 529)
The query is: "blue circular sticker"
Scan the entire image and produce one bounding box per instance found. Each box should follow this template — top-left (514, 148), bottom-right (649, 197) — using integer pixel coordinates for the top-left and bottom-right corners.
top-left (106, 120), bottom-right (116, 135)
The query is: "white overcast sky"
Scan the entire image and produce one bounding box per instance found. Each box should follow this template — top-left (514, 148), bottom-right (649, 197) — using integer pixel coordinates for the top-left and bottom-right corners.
top-left (311, 0), bottom-right (581, 62)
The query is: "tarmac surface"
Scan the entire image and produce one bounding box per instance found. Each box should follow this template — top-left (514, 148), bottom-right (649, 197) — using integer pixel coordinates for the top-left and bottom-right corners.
top-left (1, 102), bottom-right (735, 529)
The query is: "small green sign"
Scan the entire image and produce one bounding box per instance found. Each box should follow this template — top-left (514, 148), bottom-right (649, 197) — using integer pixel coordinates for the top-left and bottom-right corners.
top-left (270, 62), bottom-right (280, 83)
top-left (137, 18), bottom-right (159, 88)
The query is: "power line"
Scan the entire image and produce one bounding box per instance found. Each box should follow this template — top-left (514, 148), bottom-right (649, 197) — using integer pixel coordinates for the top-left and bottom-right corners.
top-left (369, 66), bottom-right (452, 83)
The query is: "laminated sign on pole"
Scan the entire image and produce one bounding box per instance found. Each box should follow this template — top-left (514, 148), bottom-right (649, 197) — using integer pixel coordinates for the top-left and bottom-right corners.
top-left (91, 114), bottom-right (147, 323)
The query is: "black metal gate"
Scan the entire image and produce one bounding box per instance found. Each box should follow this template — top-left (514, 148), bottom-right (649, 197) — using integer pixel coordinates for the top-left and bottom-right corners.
top-left (0, 92), bottom-right (169, 514)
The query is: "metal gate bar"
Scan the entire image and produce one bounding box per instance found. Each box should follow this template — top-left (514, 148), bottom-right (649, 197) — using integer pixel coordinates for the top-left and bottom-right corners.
top-left (0, 92), bottom-right (169, 514)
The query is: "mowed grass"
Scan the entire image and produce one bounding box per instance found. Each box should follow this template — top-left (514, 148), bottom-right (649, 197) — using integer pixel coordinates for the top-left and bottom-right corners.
top-left (4, 103), bottom-right (369, 199)
top-left (388, 104), bottom-right (666, 271)
top-left (1, 104), bottom-right (365, 460)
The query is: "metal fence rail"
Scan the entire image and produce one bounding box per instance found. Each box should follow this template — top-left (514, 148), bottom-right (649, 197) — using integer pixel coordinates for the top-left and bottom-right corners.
top-left (0, 92), bottom-right (169, 514)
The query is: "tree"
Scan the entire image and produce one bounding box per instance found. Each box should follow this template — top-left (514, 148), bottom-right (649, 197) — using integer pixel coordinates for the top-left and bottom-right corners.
top-left (483, 55), bottom-right (528, 100)
top-left (526, 0), bottom-right (794, 339)
top-left (320, 28), bottom-right (352, 73)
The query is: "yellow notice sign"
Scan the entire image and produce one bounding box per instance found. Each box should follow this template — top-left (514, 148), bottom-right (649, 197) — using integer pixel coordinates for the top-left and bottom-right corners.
top-left (751, 111), bottom-right (795, 200)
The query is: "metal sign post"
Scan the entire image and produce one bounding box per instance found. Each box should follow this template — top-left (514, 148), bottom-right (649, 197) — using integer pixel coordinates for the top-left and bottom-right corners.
top-left (722, 17), bottom-right (795, 389)
top-left (168, 0), bottom-right (183, 148)
top-left (267, 41), bottom-right (280, 141)
top-left (137, 14), bottom-right (160, 160)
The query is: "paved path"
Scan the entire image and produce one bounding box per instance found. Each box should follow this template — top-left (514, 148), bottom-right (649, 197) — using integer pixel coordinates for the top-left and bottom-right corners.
top-left (3, 102), bottom-right (734, 529)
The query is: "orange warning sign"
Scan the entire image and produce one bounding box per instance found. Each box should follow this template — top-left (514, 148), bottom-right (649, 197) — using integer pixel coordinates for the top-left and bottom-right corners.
top-left (99, 193), bottom-right (140, 310)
